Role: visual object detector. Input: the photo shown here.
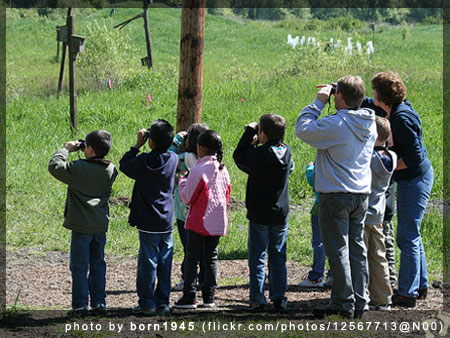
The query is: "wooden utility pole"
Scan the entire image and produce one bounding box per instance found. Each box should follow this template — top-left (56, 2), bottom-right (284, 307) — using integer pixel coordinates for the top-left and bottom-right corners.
top-left (68, 12), bottom-right (77, 131)
top-left (57, 8), bottom-right (71, 97)
top-left (143, 0), bottom-right (153, 68)
top-left (176, 0), bottom-right (205, 132)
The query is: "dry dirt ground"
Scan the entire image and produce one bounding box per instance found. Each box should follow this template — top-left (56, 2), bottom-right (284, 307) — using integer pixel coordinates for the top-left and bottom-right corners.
top-left (3, 249), bottom-right (448, 337)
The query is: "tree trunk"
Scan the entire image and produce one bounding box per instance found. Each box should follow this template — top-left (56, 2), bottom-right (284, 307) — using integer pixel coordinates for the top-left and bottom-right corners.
top-left (176, 0), bottom-right (205, 132)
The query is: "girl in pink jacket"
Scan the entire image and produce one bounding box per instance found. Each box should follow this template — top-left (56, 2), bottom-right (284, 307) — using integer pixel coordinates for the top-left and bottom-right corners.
top-left (173, 130), bottom-right (231, 309)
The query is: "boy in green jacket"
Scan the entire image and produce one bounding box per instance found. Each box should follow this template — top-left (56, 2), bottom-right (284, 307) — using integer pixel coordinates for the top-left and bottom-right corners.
top-left (48, 130), bottom-right (118, 317)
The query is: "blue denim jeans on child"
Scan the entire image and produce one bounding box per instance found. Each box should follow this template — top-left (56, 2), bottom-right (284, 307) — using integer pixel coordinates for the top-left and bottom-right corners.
top-left (319, 193), bottom-right (369, 313)
top-left (309, 214), bottom-right (326, 281)
top-left (396, 166), bottom-right (433, 298)
top-left (70, 231), bottom-right (106, 309)
top-left (248, 221), bottom-right (289, 305)
top-left (136, 231), bottom-right (173, 309)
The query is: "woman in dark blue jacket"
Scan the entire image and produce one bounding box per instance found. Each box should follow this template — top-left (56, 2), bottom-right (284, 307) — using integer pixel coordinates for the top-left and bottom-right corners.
top-left (362, 71), bottom-right (433, 308)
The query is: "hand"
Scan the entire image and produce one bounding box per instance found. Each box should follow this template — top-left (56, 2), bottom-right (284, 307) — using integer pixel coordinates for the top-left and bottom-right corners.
top-left (316, 84), bottom-right (333, 104)
top-left (246, 122), bottom-right (259, 131)
top-left (178, 131), bottom-right (187, 138)
top-left (308, 162), bottom-right (314, 166)
top-left (65, 141), bottom-right (79, 152)
top-left (134, 128), bottom-right (148, 149)
top-left (251, 134), bottom-right (259, 146)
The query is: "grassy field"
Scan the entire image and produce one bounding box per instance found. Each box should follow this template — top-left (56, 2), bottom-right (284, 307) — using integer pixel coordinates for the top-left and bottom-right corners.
top-left (5, 8), bottom-right (443, 278)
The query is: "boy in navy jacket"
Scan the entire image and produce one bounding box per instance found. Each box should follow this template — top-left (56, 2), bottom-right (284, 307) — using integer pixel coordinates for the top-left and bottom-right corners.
top-left (233, 114), bottom-right (294, 311)
top-left (120, 119), bottom-right (177, 316)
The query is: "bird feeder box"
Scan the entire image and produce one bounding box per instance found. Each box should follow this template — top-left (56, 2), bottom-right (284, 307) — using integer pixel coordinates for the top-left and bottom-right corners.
top-left (70, 34), bottom-right (86, 53)
top-left (56, 25), bottom-right (68, 42)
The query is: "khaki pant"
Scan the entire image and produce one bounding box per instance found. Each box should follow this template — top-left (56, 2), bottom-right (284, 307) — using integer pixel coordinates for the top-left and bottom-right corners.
top-left (364, 223), bottom-right (392, 305)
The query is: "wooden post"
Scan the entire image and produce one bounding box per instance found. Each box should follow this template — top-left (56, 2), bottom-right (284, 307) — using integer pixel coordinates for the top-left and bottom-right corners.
top-left (176, 0), bottom-right (205, 132)
top-left (143, 0), bottom-right (153, 68)
top-left (57, 8), bottom-right (71, 98)
top-left (68, 11), bottom-right (78, 131)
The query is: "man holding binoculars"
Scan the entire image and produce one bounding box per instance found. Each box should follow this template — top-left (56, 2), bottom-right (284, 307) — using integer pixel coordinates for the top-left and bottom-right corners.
top-left (295, 76), bottom-right (377, 319)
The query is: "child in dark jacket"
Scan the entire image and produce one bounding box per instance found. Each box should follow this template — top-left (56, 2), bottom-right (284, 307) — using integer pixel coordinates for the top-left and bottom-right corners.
top-left (173, 130), bottom-right (231, 309)
top-left (48, 130), bottom-right (118, 317)
top-left (233, 114), bottom-right (294, 311)
top-left (119, 119), bottom-right (178, 316)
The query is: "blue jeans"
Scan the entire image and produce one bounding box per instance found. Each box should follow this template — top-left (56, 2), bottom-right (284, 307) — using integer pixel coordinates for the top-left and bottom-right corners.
top-left (70, 231), bottom-right (106, 309)
top-left (319, 193), bottom-right (369, 312)
top-left (136, 231), bottom-right (173, 309)
top-left (248, 221), bottom-right (289, 305)
top-left (309, 214), bottom-right (326, 281)
top-left (396, 166), bottom-right (433, 297)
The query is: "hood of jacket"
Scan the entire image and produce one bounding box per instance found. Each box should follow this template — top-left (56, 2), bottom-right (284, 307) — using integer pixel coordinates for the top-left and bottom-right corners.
top-left (338, 107), bottom-right (376, 142)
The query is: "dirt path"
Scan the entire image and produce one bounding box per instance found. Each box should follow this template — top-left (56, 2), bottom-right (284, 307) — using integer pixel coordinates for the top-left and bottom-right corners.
top-left (4, 249), bottom-right (447, 337)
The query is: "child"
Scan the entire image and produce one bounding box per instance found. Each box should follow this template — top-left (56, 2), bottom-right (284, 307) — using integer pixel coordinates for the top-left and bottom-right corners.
top-left (169, 123), bottom-right (209, 291)
top-left (233, 114), bottom-right (294, 311)
top-left (48, 130), bottom-right (118, 317)
top-left (364, 117), bottom-right (397, 311)
top-left (119, 119), bottom-right (178, 316)
top-left (173, 130), bottom-right (231, 309)
top-left (297, 162), bottom-right (332, 288)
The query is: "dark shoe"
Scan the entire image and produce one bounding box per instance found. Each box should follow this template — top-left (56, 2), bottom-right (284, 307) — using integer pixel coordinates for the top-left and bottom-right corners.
top-left (418, 287), bottom-right (428, 300)
top-left (202, 291), bottom-right (215, 308)
top-left (313, 305), bottom-right (353, 319)
top-left (156, 304), bottom-right (171, 316)
top-left (392, 293), bottom-right (416, 308)
top-left (132, 305), bottom-right (157, 316)
top-left (354, 309), bottom-right (366, 319)
top-left (173, 295), bottom-right (197, 309)
top-left (68, 307), bottom-right (88, 318)
top-left (90, 303), bottom-right (107, 316)
top-left (249, 303), bottom-right (266, 312)
top-left (273, 298), bottom-right (288, 312)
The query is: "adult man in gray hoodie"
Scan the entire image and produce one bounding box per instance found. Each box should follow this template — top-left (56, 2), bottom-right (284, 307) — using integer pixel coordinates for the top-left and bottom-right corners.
top-left (295, 76), bottom-right (377, 319)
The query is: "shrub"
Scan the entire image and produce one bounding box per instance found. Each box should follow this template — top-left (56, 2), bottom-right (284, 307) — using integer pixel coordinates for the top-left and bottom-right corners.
top-left (77, 20), bottom-right (138, 91)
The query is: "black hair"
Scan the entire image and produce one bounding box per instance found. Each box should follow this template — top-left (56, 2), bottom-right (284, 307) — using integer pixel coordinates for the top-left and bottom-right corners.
top-left (259, 114), bottom-right (286, 142)
top-left (186, 123), bottom-right (209, 155)
top-left (149, 119), bottom-right (174, 151)
top-left (85, 130), bottom-right (112, 158)
top-left (197, 130), bottom-right (225, 170)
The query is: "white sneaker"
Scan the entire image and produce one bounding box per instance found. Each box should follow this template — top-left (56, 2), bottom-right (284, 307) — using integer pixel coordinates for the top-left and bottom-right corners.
top-left (324, 274), bottom-right (333, 288)
top-left (297, 275), bottom-right (324, 288)
top-left (173, 280), bottom-right (184, 291)
top-left (369, 303), bottom-right (391, 311)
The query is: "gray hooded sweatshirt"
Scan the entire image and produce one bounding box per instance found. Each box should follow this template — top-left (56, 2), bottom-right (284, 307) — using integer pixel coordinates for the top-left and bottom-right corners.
top-left (366, 149), bottom-right (398, 225)
top-left (295, 99), bottom-right (377, 194)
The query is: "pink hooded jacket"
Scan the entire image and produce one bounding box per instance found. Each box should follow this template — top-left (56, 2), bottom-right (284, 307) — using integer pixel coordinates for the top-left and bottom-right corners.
top-left (179, 155), bottom-right (231, 237)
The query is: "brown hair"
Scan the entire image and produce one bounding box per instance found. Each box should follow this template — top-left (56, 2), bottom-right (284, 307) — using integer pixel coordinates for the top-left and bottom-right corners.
top-left (375, 117), bottom-right (391, 144)
top-left (259, 114), bottom-right (286, 142)
top-left (336, 75), bottom-right (365, 108)
top-left (371, 71), bottom-right (407, 107)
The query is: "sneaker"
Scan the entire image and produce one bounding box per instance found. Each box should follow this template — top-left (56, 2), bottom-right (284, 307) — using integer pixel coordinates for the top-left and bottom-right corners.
top-left (67, 307), bottom-right (88, 318)
top-left (369, 303), bottom-right (391, 311)
top-left (90, 303), bottom-right (107, 316)
top-left (132, 305), bottom-right (157, 316)
top-left (202, 292), bottom-right (216, 308)
top-left (418, 287), bottom-right (428, 300)
top-left (173, 280), bottom-right (184, 291)
top-left (392, 293), bottom-right (416, 308)
top-left (297, 275), bottom-right (324, 288)
top-left (324, 274), bottom-right (333, 288)
top-left (156, 304), bottom-right (171, 316)
top-left (273, 298), bottom-right (288, 312)
top-left (173, 295), bottom-right (197, 309)
top-left (249, 303), bottom-right (266, 312)
top-left (313, 305), bottom-right (353, 319)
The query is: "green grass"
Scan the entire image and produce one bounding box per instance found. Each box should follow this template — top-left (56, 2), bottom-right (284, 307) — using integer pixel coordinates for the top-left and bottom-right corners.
top-left (5, 9), bottom-right (443, 279)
